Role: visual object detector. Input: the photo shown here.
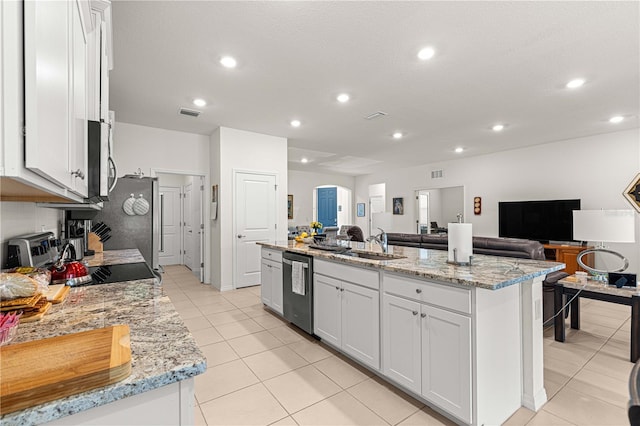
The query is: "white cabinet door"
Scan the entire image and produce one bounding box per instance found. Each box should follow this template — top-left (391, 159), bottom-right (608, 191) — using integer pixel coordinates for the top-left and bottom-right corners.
top-left (261, 259), bottom-right (273, 307)
top-left (271, 261), bottom-right (283, 315)
top-left (382, 294), bottom-right (422, 395)
top-left (421, 305), bottom-right (472, 424)
top-left (341, 281), bottom-right (380, 370)
top-left (313, 274), bottom-right (341, 347)
top-left (70, 0), bottom-right (88, 197)
top-left (24, 0), bottom-right (73, 189)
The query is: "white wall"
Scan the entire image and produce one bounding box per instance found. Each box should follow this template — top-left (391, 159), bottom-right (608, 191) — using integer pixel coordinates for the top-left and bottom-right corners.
top-left (441, 186), bottom-right (465, 224)
top-left (287, 170), bottom-right (355, 228)
top-left (0, 202), bottom-right (62, 265)
top-left (112, 122), bottom-right (211, 282)
top-left (354, 129), bottom-right (640, 273)
top-left (210, 127), bottom-right (288, 291)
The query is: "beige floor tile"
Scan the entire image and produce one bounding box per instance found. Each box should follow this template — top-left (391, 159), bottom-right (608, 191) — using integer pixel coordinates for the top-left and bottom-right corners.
top-left (269, 325), bottom-right (306, 344)
top-left (253, 312), bottom-right (289, 329)
top-left (200, 341), bottom-right (239, 367)
top-left (544, 376), bottom-right (567, 400)
top-left (558, 329), bottom-right (608, 351)
top-left (542, 386), bottom-right (627, 425)
top-left (242, 303), bottom-right (271, 317)
top-left (565, 368), bottom-right (628, 408)
top-left (216, 318), bottom-right (265, 340)
top-left (313, 355), bottom-right (372, 389)
top-left (165, 291), bottom-right (189, 303)
top-left (396, 407), bottom-right (456, 425)
top-left (287, 339), bottom-right (334, 363)
top-left (292, 391), bottom-right (388, 425)
top-left (599, 338), bottom-right (631, 360)
top-left (183, 315), bottom-right (215, 332)
top-left (206, 309), bottom-right (250, 327)
top-left (263, 365), bottom-right (342, 414)
top-left (194, 405), bottom-right (207, 426)
top-left (583, 351), bottom-right (634, 382)
top-left (195, 359), bottom-right (259, 403)
top-left (244, 346), bottom-right (308, 381)
top-left (347, 377), bottom-right (424, 425)
top-left (196, 300), bottom-right (236, 314)
top-left (611, 327), bottom-right (631, 343)
top-left (269, 416), bottom-right (299, 425)
top-left (200, 383), bottom-right (288, 426)
top-left (190, 326), bottom-right (224, 346)
top-left (227, 330), bottom-right (285, 357)
top-left (503, 407), bottom-right (536, 425)
top-left (527, 409), bottom-right (575, 425)
top-left (580, 314), bottom-right (627, 330)
top-left (571, 321), bottom-right (619, 339)
top-left (543, 341), bottom-right (598, 367)
top-left (544, 356), bottom-right (582, 381)
top-left (171, 299), bottom-right (197, 311)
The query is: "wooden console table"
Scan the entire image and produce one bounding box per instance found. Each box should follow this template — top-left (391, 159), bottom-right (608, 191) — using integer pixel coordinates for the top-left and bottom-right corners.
top-left (554, 276), bottom-right (640, 362)
top-left (544, 244), bottom-right (593, 274)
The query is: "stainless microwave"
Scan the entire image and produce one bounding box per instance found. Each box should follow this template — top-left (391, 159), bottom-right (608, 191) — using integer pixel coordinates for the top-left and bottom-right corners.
top-left (87, 118), bottom-right (117, 202)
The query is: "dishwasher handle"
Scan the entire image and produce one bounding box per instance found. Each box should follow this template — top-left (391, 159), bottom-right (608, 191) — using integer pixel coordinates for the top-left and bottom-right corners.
top-left (282, 258), bottom-right (309, 268)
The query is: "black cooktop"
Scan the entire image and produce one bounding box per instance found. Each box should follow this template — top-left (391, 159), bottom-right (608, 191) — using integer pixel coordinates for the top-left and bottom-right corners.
top-left (87, 262), bottom-right (156, 285)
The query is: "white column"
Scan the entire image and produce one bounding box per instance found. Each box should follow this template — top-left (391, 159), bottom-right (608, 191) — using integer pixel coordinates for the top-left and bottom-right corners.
top-left (520, 276), bottom-right (547, 410)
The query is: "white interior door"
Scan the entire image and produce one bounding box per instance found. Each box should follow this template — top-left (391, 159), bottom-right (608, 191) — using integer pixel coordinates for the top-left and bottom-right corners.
top-left (198, 178), bottom-right (205, 282)
top-left (159, 186), bottom-right (182, 266)
top-left (234, 171), bottom-right (277, 288)
top-left (369, 195), bottom-right (384, 236)
top-left (184, 183), bottom-right (194, 270)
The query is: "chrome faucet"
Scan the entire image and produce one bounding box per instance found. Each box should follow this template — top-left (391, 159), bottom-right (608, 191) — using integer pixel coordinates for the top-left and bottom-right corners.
top-left (368, 227), bottom-right (388, 253)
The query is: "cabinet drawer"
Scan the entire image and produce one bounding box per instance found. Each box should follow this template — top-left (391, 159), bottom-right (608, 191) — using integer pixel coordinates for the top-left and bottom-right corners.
top-left (261, 248), bottom-right (283, 262)
top-left (315, 259), bottom-right (379, 290)
top-left (383, 273), bottom-right (471, 315)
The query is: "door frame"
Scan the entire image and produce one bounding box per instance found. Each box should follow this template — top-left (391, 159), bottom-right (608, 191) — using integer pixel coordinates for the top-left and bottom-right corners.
top-left (158, 185), bottom-right (183, 266)
top-left (152, 168), bottom-right (209, 283)
top-left (232, 168), bottom-right (279, 289)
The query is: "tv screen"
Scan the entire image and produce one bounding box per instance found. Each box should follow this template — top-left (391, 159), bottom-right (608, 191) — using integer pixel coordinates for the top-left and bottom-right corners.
top-left (498, 199), bottom-right (581, 243)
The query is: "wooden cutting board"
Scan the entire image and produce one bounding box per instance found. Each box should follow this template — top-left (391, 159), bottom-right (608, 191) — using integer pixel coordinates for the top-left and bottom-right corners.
top-left (0, 325), bottom-right (131, 415)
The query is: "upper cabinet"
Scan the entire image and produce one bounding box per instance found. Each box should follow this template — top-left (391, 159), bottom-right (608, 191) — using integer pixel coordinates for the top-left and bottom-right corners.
top-left (0, 0), bottom-right (112, 203)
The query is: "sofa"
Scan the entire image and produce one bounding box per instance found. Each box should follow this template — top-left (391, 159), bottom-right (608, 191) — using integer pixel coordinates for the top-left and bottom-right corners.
top-left (386, 232), bottom-right (568, 324)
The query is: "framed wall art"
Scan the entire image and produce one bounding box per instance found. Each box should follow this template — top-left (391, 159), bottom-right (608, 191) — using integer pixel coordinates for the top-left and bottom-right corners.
top-left (287, 194), bottom-right (294, 219)
top-left (357, 203), bottom-right (365, 217)
top-left (393, 197), bottom-right (404, 215)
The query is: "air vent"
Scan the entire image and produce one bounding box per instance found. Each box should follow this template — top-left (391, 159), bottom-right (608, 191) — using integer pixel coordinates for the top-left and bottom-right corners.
top-left (431, 169), bottom-right (443, 179)
top-left (179, 108), bottom-right (201, 117)
top-left (364, 111), bottom-right (388, 120)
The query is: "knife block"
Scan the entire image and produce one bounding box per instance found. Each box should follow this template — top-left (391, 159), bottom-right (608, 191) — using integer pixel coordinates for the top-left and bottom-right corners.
top-left (87, 232), bottom-right (103, 253)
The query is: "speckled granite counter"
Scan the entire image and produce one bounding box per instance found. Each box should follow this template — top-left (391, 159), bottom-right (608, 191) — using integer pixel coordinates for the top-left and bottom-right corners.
top-left (0, 250), bottom-right (206, 426)
top-left (84, 248), bottom-right (146, 267)
top-left (259, 240), bottom-right (564, 290)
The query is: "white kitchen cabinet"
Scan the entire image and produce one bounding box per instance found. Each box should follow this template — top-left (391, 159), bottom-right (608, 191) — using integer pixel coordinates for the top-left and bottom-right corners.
top-left (382, 274), bottom-right (472, 424)
top-left (421, 304), bottom-right (471, 424)
top-left (87, 1), bottom-right (112, 122)
top-left (70, 0), bottom-right (89, 197)
top-left (382, 294), bottom-right (422, 395)
top-left (313, 273), bottom-right (342, 347)
top-left (260, 248), bottom-right (283, 315)
top-left (313, 260), bottom-right (380, 371)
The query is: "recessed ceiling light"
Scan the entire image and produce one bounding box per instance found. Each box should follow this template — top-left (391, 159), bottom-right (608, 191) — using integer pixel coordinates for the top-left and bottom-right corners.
top-left (193, 98), bottom-right (206, 107)
top-left (609, 115), bottom-right (624, 124)
top-left (455, 147), bottom-right (464, 153)
top-left (492, 124), bottom-right (504, 132)
top-left (220, 56), bottom-right (237, 68)
top-left (290, 119), bottom-right (301, 127)
top-left (301, 158), bottom-right (308, 163)
top-left (392, 132), bottom-right (403, 139)
top-left (417, 47), bottom-right (435, 61)
top-left (566, 78), bottom-right (585, 89)
top-left (337, 93), bottom-right (350, 103)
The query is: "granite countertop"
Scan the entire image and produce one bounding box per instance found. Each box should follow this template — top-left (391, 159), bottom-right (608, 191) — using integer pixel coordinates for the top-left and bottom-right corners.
top-left (84, 248), bottom-right (146, 267)
top-left (259, 240), bottom-right (565, 290)
top-left (559, 275), bottom-right (640, 297)
top-left (1, 250), bottom-right (206, 426)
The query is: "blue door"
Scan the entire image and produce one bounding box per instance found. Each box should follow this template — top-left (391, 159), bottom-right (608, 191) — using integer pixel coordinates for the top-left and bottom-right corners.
top-left (317, 187), bottom-right (337, 231)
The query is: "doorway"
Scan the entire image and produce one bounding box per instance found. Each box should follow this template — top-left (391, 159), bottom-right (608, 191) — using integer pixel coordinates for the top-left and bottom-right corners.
top-left (156, 172), bottom-right (205, 282)
top-left (317, 187), bottom-right (337, 229)
top-left (233, 170), bottom-right (277, 289)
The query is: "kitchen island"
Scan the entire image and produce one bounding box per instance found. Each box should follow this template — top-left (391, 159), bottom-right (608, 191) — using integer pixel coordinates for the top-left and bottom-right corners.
top-left (0, 249), bottom-right (206, 426)
top-left (260, 241), bottom-right (564, 426)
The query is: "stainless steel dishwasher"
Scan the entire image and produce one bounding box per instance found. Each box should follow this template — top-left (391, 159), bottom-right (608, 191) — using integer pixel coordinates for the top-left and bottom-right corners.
top-left (282, 251), bottom-right (314, 334)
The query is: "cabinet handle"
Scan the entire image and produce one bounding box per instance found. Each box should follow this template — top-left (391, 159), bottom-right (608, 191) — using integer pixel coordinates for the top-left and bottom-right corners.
top-left (416, 288), bottom-right (422, 294)
top-left (71, 169), bottom-right (85, 180)
top-left (421, 313), bottom-right (426, 318)
top-left (412, 311), bottom-right (418, 316)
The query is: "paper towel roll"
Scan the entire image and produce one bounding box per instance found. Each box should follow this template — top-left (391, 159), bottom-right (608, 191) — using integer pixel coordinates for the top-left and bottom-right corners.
top-left (448, 223), bottom-right (473, 264)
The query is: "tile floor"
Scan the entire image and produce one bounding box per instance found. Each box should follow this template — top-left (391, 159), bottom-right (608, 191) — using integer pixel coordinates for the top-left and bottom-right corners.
top-left (162, 265), bottom-right (632, 425)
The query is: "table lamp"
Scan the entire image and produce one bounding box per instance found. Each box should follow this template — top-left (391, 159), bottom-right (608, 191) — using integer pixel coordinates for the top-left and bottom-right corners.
top-left (572, 210), bottom-right (636, 281)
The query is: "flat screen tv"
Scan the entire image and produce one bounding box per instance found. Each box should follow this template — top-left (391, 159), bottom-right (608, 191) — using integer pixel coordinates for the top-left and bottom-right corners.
top-left (498, 199), bottom-right (581, 243)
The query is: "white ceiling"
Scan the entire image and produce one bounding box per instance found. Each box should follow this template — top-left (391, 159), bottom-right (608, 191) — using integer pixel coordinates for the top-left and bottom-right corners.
top-left (109, 1), bottom-right (640, 176)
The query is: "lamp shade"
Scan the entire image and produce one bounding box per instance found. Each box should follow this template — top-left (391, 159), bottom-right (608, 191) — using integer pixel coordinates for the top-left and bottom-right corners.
top-left (573, 210), bottom-right (635, 243)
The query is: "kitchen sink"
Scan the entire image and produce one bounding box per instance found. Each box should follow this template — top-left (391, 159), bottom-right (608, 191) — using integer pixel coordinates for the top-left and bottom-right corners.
top-left (344, 251), bottom-right (406, 261)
